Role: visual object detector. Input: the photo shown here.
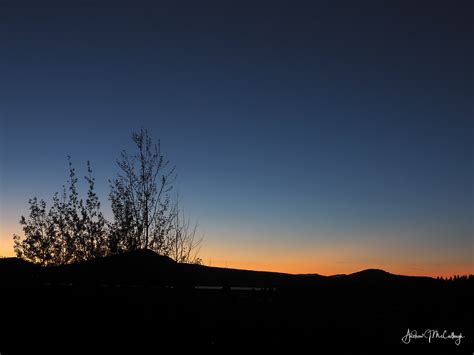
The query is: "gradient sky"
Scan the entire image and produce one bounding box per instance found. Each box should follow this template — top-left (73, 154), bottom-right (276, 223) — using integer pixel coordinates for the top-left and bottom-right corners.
top-left (1, 0), bottom-right (472, 276)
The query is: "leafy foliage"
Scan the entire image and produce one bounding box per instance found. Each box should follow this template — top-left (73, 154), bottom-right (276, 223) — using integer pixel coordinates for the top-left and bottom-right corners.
top-left (13, 157), bottom-right (108, 265)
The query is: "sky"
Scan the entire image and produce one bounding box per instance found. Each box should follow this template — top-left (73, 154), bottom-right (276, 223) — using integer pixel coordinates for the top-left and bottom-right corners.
top-left (0, 0), bottom-right (472, 276)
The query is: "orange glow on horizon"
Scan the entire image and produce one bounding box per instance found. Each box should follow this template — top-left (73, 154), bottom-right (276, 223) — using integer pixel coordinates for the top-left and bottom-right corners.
top-left (197, 254), bottom-right (473, 278)
top-left (1, 231), bottom-right (472, 278)
top-left (197, 240), bottom-right (473, 278)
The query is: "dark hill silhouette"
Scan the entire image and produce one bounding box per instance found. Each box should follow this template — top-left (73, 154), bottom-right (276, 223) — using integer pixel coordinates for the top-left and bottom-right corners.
top-left (1, 250), bottom-right (327, 288)
top-left (349, 268), bottom-right (394, 279)
top-left (176, 263), bottom-right (328, 288)
top-left (0, 256), bottom-right (39, 271)
top-left (0, 251), bottom-right (471, 354)
top-left (0, 250), bottom-right (438, 288)
top-left (43, 249), bottom-right (178, 286)
top-left (346, 268), bottom-right (438, 286)
top-left (0, 257), bottom-right (40, 287)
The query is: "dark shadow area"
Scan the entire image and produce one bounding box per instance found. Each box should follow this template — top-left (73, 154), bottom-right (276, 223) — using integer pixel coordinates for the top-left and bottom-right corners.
top-left (0, 250), bottom-right (472, 354)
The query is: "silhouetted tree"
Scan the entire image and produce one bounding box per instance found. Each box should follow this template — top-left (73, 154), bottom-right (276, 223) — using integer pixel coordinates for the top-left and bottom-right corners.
top-left (168, 197), bottom-right (202, 264)
top-left (13, 158), bottom-right (108, 265)
top-left (13, 197), bottom-right (55, 266)
top-left (64, 156), bottom-right (83, 262)
top-left (78, 161), bottom-right (108, 260)
top-left (48, 186), bottom-right (72, 264)
top-left (109, 128), bottom-right (176, 254)
top-left (14, 128), bottom-right (203, 265)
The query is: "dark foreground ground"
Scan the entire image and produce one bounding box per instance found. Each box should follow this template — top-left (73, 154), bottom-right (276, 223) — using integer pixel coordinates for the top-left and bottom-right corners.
top-left (0, 250), bottom-right (472, 354)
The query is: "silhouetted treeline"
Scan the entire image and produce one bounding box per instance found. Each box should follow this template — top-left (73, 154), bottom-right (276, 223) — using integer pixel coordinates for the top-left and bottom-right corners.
top-left (13, 128), bottom-right (201, 266)
top-left (436, 274), bottom-right (474, 282)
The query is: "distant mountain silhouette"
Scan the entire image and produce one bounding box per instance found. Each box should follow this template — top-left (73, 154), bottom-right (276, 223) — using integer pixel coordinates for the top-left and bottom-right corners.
top-left (0, 257), bottom-right (40, 287)
top-left (345, 268), bottom-right (437, 285)
top-left (0, 256), bottom-right (39, 270)
top-left (43, 249), bottom-right (178, 286)
top-left (0, 250), bottom-right (436, 288)
top-left (347, 268), bottom-right (397, 280)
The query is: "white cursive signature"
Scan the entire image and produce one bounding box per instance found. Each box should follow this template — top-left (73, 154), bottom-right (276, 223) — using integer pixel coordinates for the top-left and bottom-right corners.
top-left (401, 328), bottom-right (465, 346)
